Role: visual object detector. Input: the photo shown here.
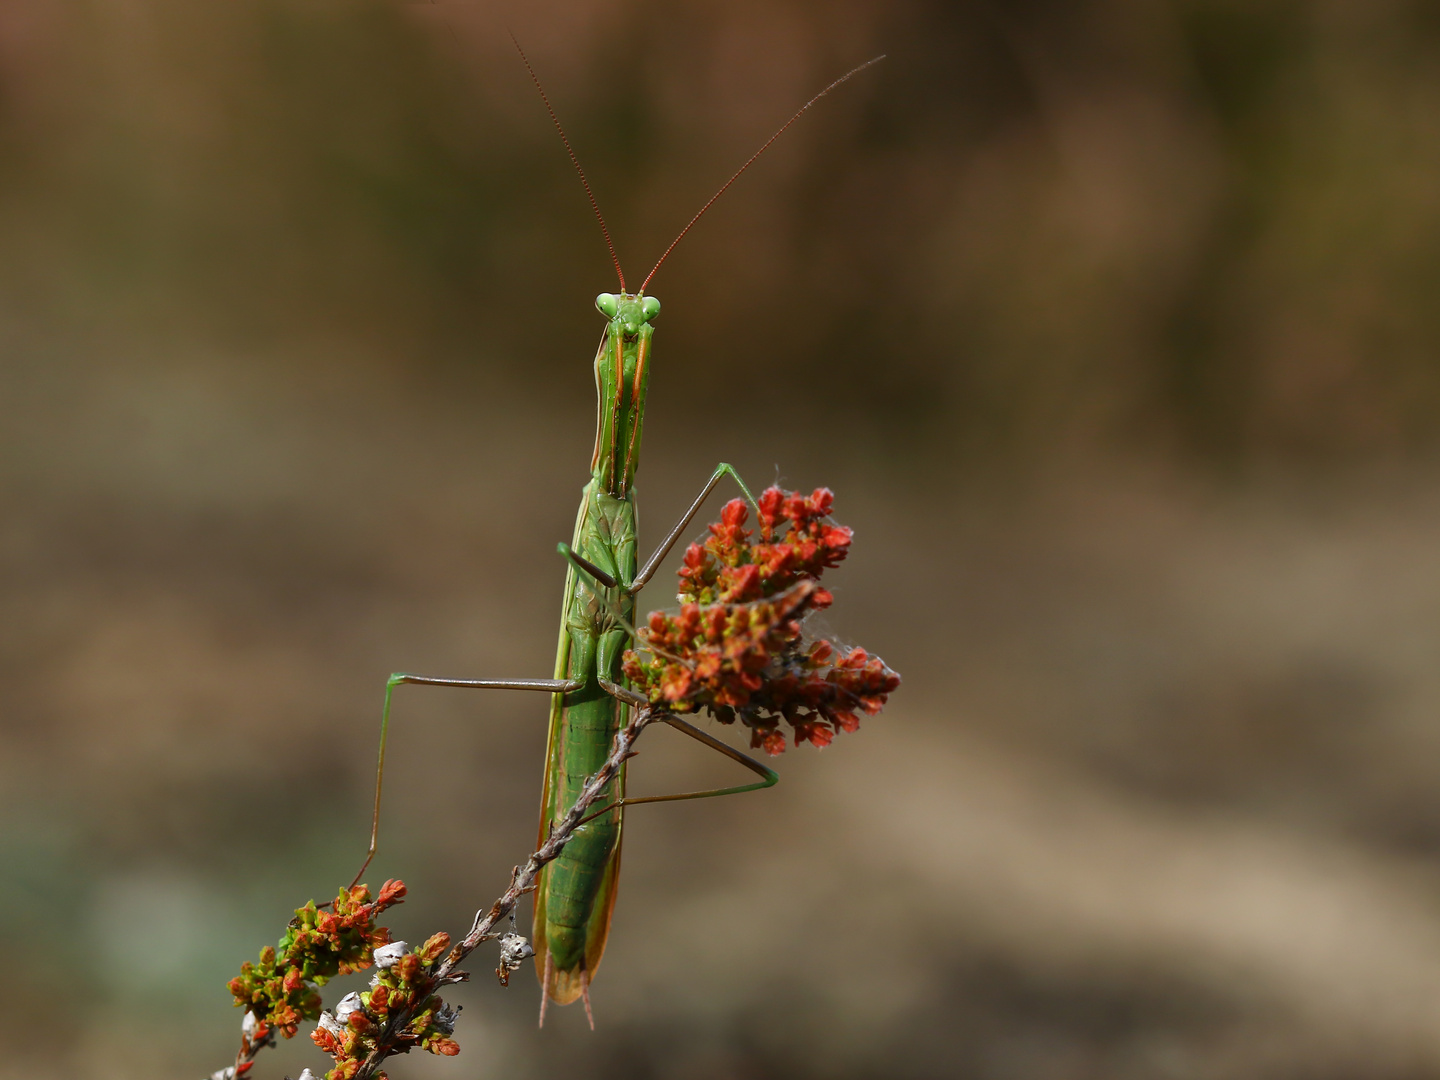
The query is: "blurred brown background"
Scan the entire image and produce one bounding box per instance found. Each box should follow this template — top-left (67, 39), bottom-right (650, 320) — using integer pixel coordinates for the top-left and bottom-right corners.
top-left (4, 1), bottom-right (1440, 1077)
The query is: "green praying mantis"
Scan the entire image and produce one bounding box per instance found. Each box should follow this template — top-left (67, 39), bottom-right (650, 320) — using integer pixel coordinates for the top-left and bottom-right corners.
top-left (346, 45), bottom-right (884, 1028)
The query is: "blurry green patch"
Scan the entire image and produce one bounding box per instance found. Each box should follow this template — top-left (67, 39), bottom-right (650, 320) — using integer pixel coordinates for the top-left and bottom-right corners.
top-left (89, 869), bottom-right (243, 995)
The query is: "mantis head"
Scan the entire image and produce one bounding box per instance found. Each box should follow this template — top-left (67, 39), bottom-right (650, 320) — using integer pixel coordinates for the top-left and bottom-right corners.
top-left (596, 292), bottom-right (660, 338)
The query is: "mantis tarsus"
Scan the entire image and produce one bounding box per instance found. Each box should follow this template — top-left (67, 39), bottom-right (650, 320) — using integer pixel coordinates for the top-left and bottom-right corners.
top-left (350, 44), bottom-right (883, 1028)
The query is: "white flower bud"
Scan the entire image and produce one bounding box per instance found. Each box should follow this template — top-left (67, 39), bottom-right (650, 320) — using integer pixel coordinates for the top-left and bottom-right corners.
top-left (207, 1068), bottom-right (236, 1080)
top-left (316, 1011), bottom-right (344, 1037)
top-left (241, 1010), bottom-right (258, 1037)
top-left (333, 991), bottom-right (364, 1024)
top-left (297, 1071), bottom-right (317, 1080)
top-left (373, 940), bottom-right (408, 969)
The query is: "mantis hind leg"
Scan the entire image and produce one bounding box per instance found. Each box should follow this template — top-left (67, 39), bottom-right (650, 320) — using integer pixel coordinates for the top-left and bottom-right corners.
top-left (351, 672), bottom-right (581, 889)
top-left (620, 714), bottom-right (778, 806)
top-left (577, 680), bottom-right (777, 821)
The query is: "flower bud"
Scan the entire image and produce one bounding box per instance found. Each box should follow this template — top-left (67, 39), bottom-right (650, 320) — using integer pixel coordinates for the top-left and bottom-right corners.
top-left (333, 992), bottom-right (363, 1025)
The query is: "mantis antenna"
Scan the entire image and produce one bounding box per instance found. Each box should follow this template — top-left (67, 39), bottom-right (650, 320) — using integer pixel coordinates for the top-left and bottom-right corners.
top-left (510, 31), bottom-right (627, 292)
top-left (640, 53), bottom-right (886, 293)
top-left (513, 37), bottom-right (883, 297)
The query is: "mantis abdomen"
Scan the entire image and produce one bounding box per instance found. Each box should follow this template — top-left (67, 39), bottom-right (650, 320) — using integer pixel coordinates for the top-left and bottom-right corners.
top-left (535, 480), bottom-right (641, 1008)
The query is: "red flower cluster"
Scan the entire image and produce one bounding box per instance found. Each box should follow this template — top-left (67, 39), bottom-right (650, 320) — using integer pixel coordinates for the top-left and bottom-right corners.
top-left (227, 880), bottom-right (406, 1043)
top-left (678, 487), bottom-right (853, 606)
top-left (624, 487), bottom-right (898, 754)
top-left (311, 933), bottom-right (461, 1080)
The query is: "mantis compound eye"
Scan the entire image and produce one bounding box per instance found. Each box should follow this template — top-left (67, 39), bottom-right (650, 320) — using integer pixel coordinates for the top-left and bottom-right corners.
top-left (641, 295), bottom-right (661, 321)
top-left (595, 293), bottom-right (620, 319)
